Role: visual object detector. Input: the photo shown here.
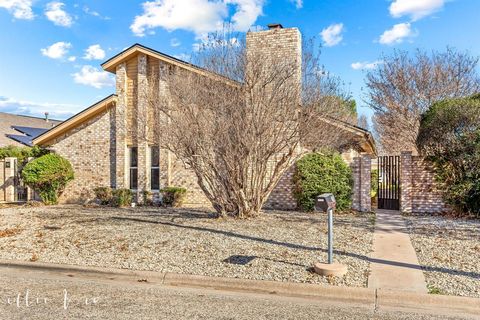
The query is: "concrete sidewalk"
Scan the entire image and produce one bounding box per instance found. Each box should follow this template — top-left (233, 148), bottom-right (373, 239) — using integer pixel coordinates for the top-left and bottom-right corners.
top-left (368, 209), bottom-right (427, 293)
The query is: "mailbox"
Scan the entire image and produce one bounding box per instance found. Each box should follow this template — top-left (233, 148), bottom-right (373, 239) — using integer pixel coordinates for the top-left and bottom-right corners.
top-left (315, 193), bottom-right (336, 212)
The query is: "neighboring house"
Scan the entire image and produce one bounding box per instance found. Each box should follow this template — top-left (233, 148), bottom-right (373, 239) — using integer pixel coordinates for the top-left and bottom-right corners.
top-left (0, 112), bottom-right (61, 147)
top-left (33, 25), bottom-right (376, 207)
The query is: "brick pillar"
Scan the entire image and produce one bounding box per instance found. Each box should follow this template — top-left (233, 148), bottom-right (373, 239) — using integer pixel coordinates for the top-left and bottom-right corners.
top-left (115, 62), bottom-right (127, 189)
top-left (158, 62), bottom-right (171, 189)
top-left (360, 154), bottom-right (372, 212)
top-left (400, 151), bottom-right (413, 213)
top-left (351, 157), bottom-right (361, 211)
top-left (4, 157), bottom-right (17, 202)
top-left (137, 54), bottom-right (149, 202)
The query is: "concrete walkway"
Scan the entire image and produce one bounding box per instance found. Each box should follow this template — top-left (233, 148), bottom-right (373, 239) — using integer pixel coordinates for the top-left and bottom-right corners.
top-left (368, 210), bottom-right (428, 293)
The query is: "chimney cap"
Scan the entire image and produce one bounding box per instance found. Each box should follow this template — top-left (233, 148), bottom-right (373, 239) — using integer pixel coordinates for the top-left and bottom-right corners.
top-left (267, 23), bottom-right (283, 29)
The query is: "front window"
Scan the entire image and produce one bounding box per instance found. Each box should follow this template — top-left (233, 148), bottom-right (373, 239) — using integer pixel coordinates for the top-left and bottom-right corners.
top-left (129, 147), bottom-right (138, 190)
top-left (150, 146), bottom-right (160, 190)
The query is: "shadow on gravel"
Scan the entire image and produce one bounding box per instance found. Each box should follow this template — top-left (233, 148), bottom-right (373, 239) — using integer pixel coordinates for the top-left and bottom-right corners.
top-left (112, 216), bottom-right (480, 280)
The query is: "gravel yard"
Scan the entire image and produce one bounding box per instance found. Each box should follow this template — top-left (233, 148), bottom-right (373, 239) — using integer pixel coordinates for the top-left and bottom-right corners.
top-left (0, 205), bottom-right (374, 287)
top-left (404, 213), bottom-right (480, 298)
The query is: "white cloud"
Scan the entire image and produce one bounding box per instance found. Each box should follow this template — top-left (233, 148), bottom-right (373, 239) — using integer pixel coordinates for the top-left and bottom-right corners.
top-left (225, 0), bottom-right (264, 32)
top-left (72, 65), bottom-right (115, 89)
top-left (0, 96), bottom-right (78, 119)
top-left (45, 1), bottom-right (73, 27)
top-left (170, 38), bottom-right (181, 47)
top-left (351, 60), bottom-right (383, 70)
top-left (83, 6), bottom-right (110, 20)
top-left (379, 22), bottom-right (415, 45)
top-left (130, 0), bottom-right (264, 37)
top-left (67, 56), bottom-right (76, 62)
top-left (320, 23), bottom-right (344, 47)
top-left (390, 0), bottom-right (444, 21)
top-left (0, 0), bottom-right (34, 19)
top-left (290, 0), bottom-right (302, 9)
top-left (40, 41), bottom-right (71, 59)
top-left (83, 44), bottom-right (106, 60)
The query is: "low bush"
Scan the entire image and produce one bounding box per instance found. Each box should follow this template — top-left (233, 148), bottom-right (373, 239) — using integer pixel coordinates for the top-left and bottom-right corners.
top-left (142, 190), bottom-right (154, 206)
top-left (160, 187), bottom-right (187, 207)
top-left (293, 151), bottom-right (353, 211)
top-left (21, 153), bottom-right (74, 205)
top-left (110, 189), bottom-right (133, 207)
top-left (417, 94), bottom-right (480, 216)
top-left (93, 187), bottom-right (113, 205)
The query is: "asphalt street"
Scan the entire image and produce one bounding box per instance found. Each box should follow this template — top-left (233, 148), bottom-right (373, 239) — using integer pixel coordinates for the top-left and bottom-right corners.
top-left (0, 266), bottom-right (471, 320)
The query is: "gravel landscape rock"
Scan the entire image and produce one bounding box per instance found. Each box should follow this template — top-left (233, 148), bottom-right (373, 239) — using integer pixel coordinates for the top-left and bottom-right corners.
top-left (0, 205), bottom-right (375, 287)
top-left (404, 213), bottom-right (480, 298)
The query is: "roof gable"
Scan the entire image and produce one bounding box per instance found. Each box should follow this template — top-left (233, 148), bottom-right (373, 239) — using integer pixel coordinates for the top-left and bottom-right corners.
top-left (33, 94), bottom-right (116, 146)
top-left (101, 44), bottom-right (240, 86)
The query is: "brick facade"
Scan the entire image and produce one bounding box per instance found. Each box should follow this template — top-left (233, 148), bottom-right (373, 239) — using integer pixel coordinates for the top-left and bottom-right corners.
top-left (49, 106), bottom-right (116, 203)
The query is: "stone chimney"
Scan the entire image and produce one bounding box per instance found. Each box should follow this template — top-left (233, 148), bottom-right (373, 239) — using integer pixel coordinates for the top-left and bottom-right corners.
top-left (44, 112), bottom-right (49, 122)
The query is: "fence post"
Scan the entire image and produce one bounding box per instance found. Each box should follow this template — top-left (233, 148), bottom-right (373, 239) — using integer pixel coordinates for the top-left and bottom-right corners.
top-left (400, 151), bottom-right (413, 213)
top-left (4, 157), bottom-right (17, 202)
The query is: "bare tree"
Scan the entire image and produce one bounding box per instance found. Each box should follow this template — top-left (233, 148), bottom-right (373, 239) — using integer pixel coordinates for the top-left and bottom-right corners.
top-left (365, 48), bottom-right (480, 153)
top-left (145, 31), bottom-right (352, 218)
top-left (357, 114), bottom-right (369, 131)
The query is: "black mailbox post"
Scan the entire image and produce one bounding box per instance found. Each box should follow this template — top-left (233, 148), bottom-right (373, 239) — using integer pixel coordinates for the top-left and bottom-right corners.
top-left (315, 193), bottom-right (336, 264)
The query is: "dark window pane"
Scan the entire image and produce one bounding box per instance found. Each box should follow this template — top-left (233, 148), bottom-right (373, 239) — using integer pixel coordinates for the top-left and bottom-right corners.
top-left (151, 146), bottom-right (160, 167)
top-left (130, 147), bottom-right (138, 167)
top-left (130, 168), bottom-right (138, 189)
top-left (151, 168), bottom-right (160, 190)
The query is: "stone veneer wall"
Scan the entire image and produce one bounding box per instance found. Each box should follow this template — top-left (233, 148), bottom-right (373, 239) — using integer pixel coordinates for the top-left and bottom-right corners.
top-left (49, 107), bottom-right (116, 203)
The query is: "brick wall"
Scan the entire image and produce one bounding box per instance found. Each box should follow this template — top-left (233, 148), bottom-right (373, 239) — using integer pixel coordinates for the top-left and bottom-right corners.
top-left (264, 164), bottom-right (297, 210)
top-left (411, 155), bottom-right (447, 213)
top-left (49, 106), bottom-right (116, 203)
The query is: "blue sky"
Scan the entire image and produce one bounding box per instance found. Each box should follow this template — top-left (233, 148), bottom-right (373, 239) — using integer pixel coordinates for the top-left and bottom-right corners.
top-left (0, 0), bottom-right (479, 121)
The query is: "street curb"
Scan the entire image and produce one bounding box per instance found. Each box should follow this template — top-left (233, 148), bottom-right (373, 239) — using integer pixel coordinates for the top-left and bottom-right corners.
top-left (377, 289), bottom-right (480, 319)
top-left (0, 259), bottom-right (478, 318)
top-left (163, 272), bottom-right (375, 307)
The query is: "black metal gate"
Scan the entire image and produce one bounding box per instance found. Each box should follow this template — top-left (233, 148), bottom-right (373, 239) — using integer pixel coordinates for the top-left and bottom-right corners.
top-left (377, 156), bottom-right (400, 210)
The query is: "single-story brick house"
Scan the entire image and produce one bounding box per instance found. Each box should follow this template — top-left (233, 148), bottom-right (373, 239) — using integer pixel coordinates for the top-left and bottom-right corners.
top-left (32, 25), bottom-right (376, 209)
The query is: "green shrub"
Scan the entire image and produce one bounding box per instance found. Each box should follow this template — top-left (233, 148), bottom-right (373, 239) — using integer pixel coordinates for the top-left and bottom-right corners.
top-left (0, 145), bottom-right (49, 164)
top-left (371, 169), bottom-right (379, 198)
top-left (160, 187), bottom-right (187, 207)
top-left (294, 151), bottom-right (353, 211)
top-left (417, 94), bottom-right (480, 216)
top-left (110, 188), bottom-right (133, 207)
top-left (21, 153), bottom-right (74, 205)
top-left (93, 187), bottom-right (112, 205)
